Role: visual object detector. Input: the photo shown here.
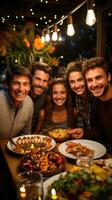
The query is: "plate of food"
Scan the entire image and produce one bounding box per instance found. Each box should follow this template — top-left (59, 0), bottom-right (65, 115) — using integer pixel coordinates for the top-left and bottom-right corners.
top-left (7, 135), bottom-right (56, 155)
top-left (19, 151), bottom-right (65, 177)
top-left (48, 128), bottom-right (70, 142)
top-left (58, 139), bottom-right (106, 159)
top-left (43, 170), bottom-right (112, 200)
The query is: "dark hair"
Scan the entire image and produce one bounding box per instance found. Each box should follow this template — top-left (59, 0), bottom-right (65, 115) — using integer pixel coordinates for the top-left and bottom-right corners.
top-left (82, 57), bottom-right (109, 75)
top-left (6, 66), bottom-right (32, 85)
top-left (46, 77), bottom-right (76, 128)
top-left (31, 61), bottom-right (52, 78)
top-left (66, 61), bottom-right (83, 81)
top-left (50, 77), bottom-right (67, 89)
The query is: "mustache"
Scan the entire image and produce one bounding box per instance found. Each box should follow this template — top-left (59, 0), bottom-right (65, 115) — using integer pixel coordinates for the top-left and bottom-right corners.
top-left (35, 85), bottom-right (46, 90)
top-left (91, 85), bottom-right (101, 90)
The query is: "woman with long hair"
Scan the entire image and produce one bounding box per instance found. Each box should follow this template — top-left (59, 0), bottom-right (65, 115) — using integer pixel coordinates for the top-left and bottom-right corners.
top-left (34, 77), bottom-right (83, 139)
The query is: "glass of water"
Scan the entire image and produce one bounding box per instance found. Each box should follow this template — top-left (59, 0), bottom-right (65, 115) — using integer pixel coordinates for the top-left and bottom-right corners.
top-left (76, 153), bottom-right (93, 169)
top-left (16, 171), bottom-right (43, 200)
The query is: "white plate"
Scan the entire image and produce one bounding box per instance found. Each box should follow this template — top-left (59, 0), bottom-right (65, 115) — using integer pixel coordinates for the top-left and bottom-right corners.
top-left (58, 139), bottom-right (106, 159)
top-left (43, 172), bottom-right (66, 199)
top-left (7, 134), bottom-right (56, 155)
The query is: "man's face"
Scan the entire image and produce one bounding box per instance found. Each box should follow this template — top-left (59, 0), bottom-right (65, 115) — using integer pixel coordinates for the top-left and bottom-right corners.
top-left (9, 75), bottom-right (30, 106)
top-left (32, 70), bottom-right (50, 96)
top-left (85, 67), bottom-right (110, 98)
top-left (68, 71), bottom-right (86, 96)
top-left (52, 83), bottom-right (67, 106)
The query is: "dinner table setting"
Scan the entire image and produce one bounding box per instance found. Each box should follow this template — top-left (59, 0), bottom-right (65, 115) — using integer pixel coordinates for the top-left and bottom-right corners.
top-left (0, 128), bottom-right (112, 200)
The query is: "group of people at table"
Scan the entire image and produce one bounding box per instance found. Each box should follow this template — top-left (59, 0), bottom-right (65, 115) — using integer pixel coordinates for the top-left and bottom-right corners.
top-left (0, 56), bottom-right (112, 154)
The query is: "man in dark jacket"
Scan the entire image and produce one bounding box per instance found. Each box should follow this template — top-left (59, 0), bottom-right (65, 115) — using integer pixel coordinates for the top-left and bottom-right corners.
top-left (83, 57), bottom-right (112, 153)
top-left (29, 62), bottom-right (52, 133)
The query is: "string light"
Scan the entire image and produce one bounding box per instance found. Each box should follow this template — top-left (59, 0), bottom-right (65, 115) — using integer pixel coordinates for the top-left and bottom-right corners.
top-left (58, 32), bottom-right (62, 41)
top-left (86, 9), bottom-right (96, 26)
top-left (1, 0), bottom-right (96, 39)
top-left (86, 0), bottom-right (96, 26)
top-left (41, 0), bottom-right (87, 40)
top-left (47, 0), bottom-right (87, 30)
top-left (45, 27), bottom-right (50, 42)
top-left (67, 15), bottom-right (75, 36)
top-left (41, 31), bottom-right (45, 43)
top-left (52, 24), bottom-right (58, 41)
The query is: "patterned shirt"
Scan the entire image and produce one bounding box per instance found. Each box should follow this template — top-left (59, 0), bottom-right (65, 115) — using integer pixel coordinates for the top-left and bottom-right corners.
top-left (75, 93), bottom-right (96, 130)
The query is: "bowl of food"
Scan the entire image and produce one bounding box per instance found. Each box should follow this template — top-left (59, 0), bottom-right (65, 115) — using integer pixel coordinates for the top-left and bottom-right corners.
top-left (48, 129), bottom-right (70, 142)
top-left (19, 151), bottom-right (65, 177)
top-left (44, 170), bottom-right (112, 200)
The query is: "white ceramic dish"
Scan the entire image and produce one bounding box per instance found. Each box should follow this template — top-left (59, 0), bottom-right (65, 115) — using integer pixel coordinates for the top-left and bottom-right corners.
top-left (58, 139), bottom-right (106, 159)
top-left (43, 172), bottom-right (66, 199)
top-left (7, 134), bottom-right (56, 155)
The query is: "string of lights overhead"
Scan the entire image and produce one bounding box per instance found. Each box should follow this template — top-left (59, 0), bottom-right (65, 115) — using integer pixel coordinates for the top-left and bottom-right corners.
top-left (41, 0), bottom-right (96, 42)
top-left (0, 0), bottom-right (96, 42)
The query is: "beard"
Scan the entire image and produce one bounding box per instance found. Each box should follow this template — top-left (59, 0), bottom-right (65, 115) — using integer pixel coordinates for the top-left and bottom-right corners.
top-left (100, 83), bottom-right (110, 97)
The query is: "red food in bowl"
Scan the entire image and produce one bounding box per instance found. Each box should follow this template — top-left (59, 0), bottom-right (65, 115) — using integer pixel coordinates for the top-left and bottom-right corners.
top-left (19, 151), bottom-right (65, 176)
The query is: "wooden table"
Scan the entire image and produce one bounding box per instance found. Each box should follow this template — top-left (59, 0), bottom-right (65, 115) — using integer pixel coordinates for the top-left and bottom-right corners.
top-left (0, 139), bottom-right (20, 183)
top-left (0, 139), bottom-right (111, 185)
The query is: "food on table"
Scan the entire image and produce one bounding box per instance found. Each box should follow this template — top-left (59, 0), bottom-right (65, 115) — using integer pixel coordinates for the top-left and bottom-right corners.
top-left (105, 158), bottom-right (112, 168)
top-left (13, 135), bottom-right (53, 154)
top-left (45, 170), bottom-right (112, 200)
top-left (66, 141), bottom-right (95, 157)
top-left (20, 151), bottom-right (65, 175)
top-left (94, 158), bottom-right (112, 175)
top-left (48, 129), bottom-right (69, 142)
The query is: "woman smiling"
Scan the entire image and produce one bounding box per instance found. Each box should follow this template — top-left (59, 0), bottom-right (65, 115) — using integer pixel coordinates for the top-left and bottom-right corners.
top-left (35, 77), bottom-right (83, 139)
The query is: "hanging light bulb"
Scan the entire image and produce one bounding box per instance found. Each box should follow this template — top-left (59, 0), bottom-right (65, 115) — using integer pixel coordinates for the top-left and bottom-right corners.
top-left (58, 33), bottom-right (62, 41)
top-left (86, 0), bottom-right (96, 26)
top-left (86, 9), bottom-right (96, 26)
top-left (52, 24), bottom-right (58, 41)
top-left (41, 30), bottom-right (45, 43)
top-left (45, 28), bottom-right (50, 42)
top-left (67, 15), bottom-right (75, 36)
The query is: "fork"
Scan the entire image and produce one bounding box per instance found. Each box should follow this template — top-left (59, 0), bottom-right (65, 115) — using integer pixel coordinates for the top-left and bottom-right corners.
top-left (9, 137), bottom-right (16, 147)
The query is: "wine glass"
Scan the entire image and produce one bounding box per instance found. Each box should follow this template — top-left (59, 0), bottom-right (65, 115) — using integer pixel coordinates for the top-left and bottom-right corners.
top-left (16, 171), bottom-right (43, 200)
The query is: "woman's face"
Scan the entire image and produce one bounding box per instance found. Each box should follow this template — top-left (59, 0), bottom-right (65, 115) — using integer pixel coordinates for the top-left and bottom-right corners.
top-left (68, 71), bottom-right (86, 96)
top-left (52, 83), bottom-right (67, 106)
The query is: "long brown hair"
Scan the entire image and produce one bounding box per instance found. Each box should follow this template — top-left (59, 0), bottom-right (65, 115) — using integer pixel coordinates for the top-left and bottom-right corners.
top-left (45, 77), bottom-right (76, 128)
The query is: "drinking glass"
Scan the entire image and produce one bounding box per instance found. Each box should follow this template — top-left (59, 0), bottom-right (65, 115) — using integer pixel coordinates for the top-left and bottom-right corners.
top-left (16, 171), bottom-right (43, 200)
top-left (76, 153), bottom-right (93, 169)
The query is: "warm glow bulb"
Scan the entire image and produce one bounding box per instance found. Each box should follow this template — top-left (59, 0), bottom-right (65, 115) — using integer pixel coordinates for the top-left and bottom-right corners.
top-left (86, 9), bottom-right (96, 26)
top-left (52, 32), bottom-right (58, 41)
top-left (45, 33), bottom-right (50, 42)
top-left (58, 34), bottom-right (62, 41)
top-left (67, 24), bottom-right (75, 36)
top-left (41, 35), bottom-right (45, 43)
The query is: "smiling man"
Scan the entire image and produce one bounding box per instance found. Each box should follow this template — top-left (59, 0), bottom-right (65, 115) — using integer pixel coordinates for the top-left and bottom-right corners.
top-left (29, 62), bottom-right (52, 133)
top-left (0, 66), bottom-right (34, 139)
top-left (83, 57), bottom-right (112, 152)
